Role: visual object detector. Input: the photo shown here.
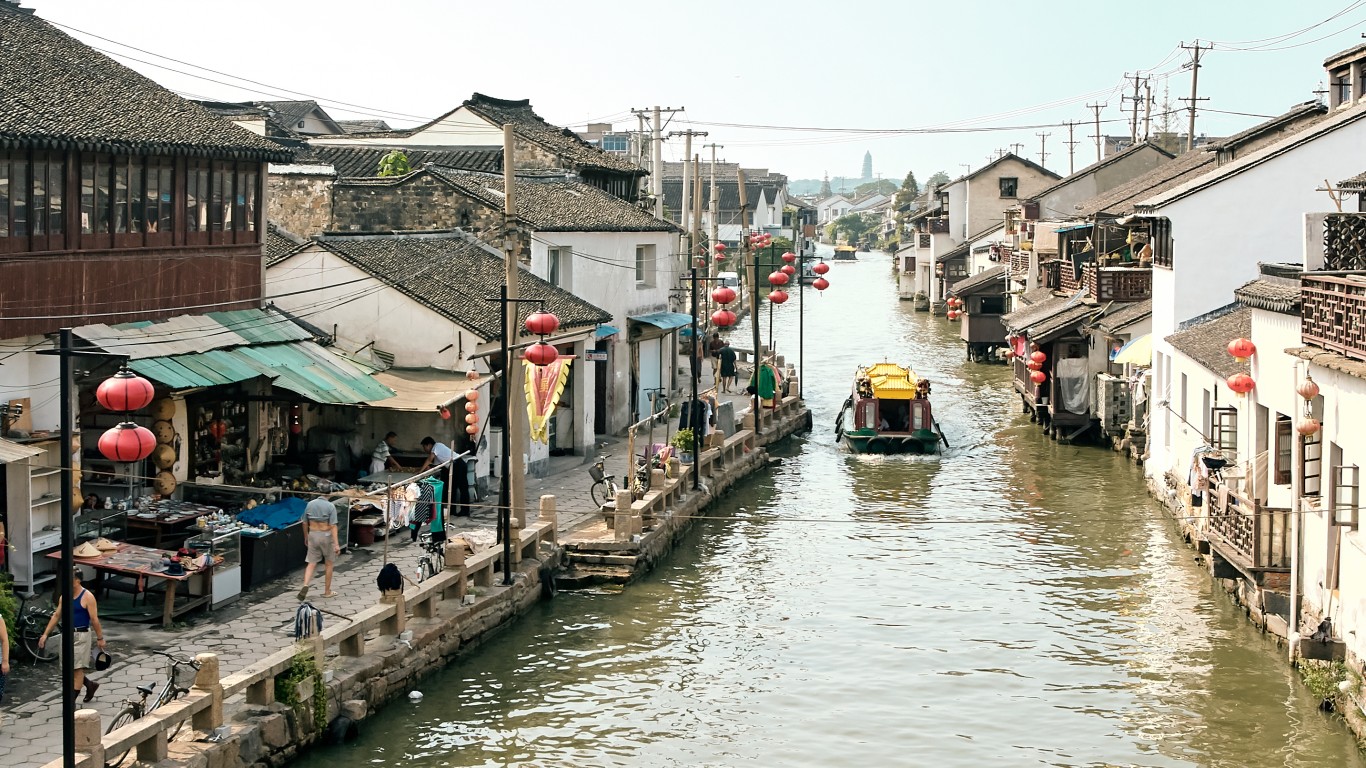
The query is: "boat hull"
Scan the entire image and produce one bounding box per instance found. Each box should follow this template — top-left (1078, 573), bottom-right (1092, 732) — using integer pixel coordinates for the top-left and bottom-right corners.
top-left (841, 428), bottom-right (940, 455)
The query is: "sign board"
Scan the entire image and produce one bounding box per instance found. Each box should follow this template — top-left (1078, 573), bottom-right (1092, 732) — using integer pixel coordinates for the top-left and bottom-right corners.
top-left (585, 350), bottom-right (608, 362)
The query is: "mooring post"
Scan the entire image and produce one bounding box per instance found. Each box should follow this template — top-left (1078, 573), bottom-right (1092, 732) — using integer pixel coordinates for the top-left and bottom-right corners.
top-left (540, 494), bottom-right (557, 544)
top-left (192, 652), bottom-right (224, 732)
top-left (614, 490), bottom-right (633, 542)
top-left (74, 709), bottom-right (103, 768)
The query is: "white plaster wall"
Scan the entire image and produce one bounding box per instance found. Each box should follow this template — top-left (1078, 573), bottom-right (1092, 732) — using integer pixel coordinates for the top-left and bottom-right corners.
top-left (1247, 309), bottom-right (1304, 510)
top-left (1147, 347), bottom-right (1235, 524)
top-left (0, 335), bottom-right (61, 431)
top-left (309, 107), bottom-right (502, 148)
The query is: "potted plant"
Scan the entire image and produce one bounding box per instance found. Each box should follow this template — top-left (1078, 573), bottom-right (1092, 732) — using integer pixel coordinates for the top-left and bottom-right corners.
top-left (671, 428), bottom-right (695, 463)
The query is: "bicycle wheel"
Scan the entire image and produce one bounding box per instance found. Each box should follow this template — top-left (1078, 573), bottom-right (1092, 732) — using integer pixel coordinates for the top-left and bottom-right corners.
top-left (419, 557), bottom-right (437, 582)
top-left (105, 708), bottom-right (139, 767)
top-left (590, 479), bottom-right (609, 508)
top-left (22, 623), bottom-right (58, 662)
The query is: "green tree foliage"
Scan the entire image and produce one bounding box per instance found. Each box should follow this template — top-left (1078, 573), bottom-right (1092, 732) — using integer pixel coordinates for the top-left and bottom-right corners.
top-left (925, 170), bottom-right (951, 190)
top-left (854, 179), bottom-right (897, 198)
top-left (892, 171), bottom-right (921, 239)
top-left (377, 150), bottom-right (412, 177)
top-left (830, 212), bottom-right (876, 245)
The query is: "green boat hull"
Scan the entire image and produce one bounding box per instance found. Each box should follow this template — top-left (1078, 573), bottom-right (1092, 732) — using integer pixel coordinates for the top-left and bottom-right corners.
top-left (840, 428), bottom-right (941, 455)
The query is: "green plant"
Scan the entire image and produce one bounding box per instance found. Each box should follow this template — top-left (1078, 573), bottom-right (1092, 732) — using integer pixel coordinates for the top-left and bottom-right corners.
top-left (670, 428), bottom-right (695, 454)
top-left (377, 150), bottom-right (411, 177)
top-left (0, 572), bottom-right (18, 640)
top-left (1296, 658), bottom-right (1349, 702)
top-left (275, 649), bottom-right (328, 731)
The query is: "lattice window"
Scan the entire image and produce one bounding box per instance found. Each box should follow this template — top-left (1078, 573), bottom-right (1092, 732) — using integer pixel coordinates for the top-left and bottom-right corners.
top-left (1213, 406), bottom-right (1238, 466)
top-left (1322, 214), bottom-right (1366, 271)
top-left (1302, 432), bottom-right (1322, 497)
top-left (1275, 417), bottom-right (1292, 485)
top-left (1334, 463), bottom-right (1360, 529)
top-left (1150, 217), bottom-right (1173, 269)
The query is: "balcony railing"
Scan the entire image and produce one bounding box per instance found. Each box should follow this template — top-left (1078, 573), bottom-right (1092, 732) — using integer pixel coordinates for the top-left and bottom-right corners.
top-left (1323, 213), bottom-right (1366, 271)
top-left (1041, 260), bottom-right (1061, 290)
top-left (927, 217), bottom-right (950, 234)
top-left (1206, 484), bottom-right (1291, 572)
top-left (1083, 264), bottom-right (1152, 302)
top-left (1302, 272), bottom-right (1366, 362)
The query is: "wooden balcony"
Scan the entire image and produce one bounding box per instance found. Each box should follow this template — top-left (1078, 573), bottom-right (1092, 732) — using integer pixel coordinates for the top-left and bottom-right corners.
top-left (1205, 484), bottom-right (1290, 581)
top-left (1084, 264), bottom-right (1152, 302)
top-left (1301, 272), bottom-right (1366, 363)
top-left (1041, 260), bottom-right (1061, 290)
top-left (1323, 213), bottom-right (1366, 271)
top-left (927, 217), bottom-right (950, 234)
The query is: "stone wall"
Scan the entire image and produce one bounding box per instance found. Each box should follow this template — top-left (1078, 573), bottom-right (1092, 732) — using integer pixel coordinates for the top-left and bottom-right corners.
top-left (268, 174), bottom-right (333, 239)
top-left (512, 139), bottom-right (562, 171)
top-left (331, 173), bottom-right (505, 239)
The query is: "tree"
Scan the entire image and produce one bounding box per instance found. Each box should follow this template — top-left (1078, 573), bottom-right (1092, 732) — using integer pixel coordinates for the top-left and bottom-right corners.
top-left (830, 212), bottom-right (876, 245)
top-left (854, 179), bottom-right (897, 198)
top-left (924, 170), bottom-right (951, 191)
top-left (377, 150), bottom-right (411, 177)
top-left (898, 171), bottom-right (919, 200)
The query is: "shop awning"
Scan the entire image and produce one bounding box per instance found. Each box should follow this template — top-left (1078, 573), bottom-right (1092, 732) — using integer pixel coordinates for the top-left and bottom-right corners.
top-left (595, 325), bottom-right (620, 338)
top-left (629, 311), bottom-right (692, 331)
top-left (365, 368), bottom-right (488, 412)
top-left (0, 437), bottom-right (42, 464)
top-left (1054, 223), bottom-right (1091, 233)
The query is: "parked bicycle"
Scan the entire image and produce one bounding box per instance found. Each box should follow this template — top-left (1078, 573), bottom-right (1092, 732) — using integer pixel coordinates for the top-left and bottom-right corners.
top-left (588, 454), bottom-right (654, 508)
top-left (16, 593), bottom-right (58, 663)
top-left (415, 532), bottom-right (444, 583)
top-left (105, 650), bottom-right (202, 767)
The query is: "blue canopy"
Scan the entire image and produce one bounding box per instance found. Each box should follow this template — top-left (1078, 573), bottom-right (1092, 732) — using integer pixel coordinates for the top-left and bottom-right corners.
top-left (629, 311), bottom-right (692, 331)
top-left (595, 325), bottom-right (620, 338)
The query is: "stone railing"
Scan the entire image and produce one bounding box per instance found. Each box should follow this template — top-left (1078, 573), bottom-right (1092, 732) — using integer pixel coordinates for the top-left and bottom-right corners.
top-left (45, 519), bottom-right (559, 768)
top-left (1206, 484), bottom-right (1291, 572)
top-left (1323, 213), bottom-right (1366, 271)
top-left (1302, 272), bottom-right (1366, 362)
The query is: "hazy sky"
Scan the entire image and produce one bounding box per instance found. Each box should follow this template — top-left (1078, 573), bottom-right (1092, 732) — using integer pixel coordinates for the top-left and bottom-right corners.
top-left (22, 0), bottom-right (1366, 183)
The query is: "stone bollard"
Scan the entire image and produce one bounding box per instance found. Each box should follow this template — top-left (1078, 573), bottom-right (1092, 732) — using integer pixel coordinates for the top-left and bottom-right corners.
top-left (613, 490), bottom-right (633, 542)
top-left (246, 676), bottom-right (275, 706)
top-left (380, 589), bottom-right (407, 635)
top-left (192, 652), bottom-right (224, 732)
top-left (540, 495), bottom-right (557, 544)
top-left (443, 543), bottom-right (468, 603)
top-left (75, 708), bottom-right (104, 768)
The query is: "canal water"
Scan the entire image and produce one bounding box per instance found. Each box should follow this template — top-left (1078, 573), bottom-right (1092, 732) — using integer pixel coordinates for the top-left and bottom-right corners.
top-left (297, 248), bottom-right (1364, 767)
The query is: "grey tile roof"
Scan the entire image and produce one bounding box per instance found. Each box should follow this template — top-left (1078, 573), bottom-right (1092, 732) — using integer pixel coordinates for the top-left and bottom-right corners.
top-left (1165, 306), bottom-right (1251, 379)
top-left (952, 265), bottom-right (1007, 295)
top-left (1340, 170), bottom-right (1366, 189)
top-left (255, 100), bottom-right (342, 134)
top-left (1003, 294), bottom-right (1073, 332)
top-left (313, 233), bottom-right (611, 340)
top-left (1071, 147), bottom-right (1218, 217)
top-left (1234, 279), bottom-right (1301, 314)
top-left (265, 223), bottom-right (307, 267)
top-left (661, 178), bottom-right (784, 215)
top-left (1027, 142), bottom-right (1175, 202)
top-left (336, 120), bottom-right (393, 134)
top-left (1286, 345), bottom-right (1366, 381)
top-left (936, 242), bottom-right (970, 263)
top-left (1017, 287), bottom-right (1056, 306)
top-left (0, 6), bottom-right (289, 160)
top-left (943, 153), bottom-right (1060, 187)
top-left (462, 94), bottom-right (643, 174)
top-left (313, 145), bottom-right (502, 177)
top-left (1208, 101), bottom-right (1326, 150)
top-left (1029, 303), bottom-right (1101, 343)
top-left (428, 168), bottom-right (677, 233)
top-left (1091, 298), bottom-right (1151, 334)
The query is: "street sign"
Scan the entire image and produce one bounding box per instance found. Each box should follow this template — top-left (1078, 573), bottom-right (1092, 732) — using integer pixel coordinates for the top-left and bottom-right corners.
top-left (585, 350), bottom-right (607, 362)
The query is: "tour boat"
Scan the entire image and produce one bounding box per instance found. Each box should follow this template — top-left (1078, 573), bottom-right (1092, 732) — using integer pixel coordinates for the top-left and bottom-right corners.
top-left (835, 362), bottom-right (945, 454)
top-left (832, 244), bottom-right (858, 260)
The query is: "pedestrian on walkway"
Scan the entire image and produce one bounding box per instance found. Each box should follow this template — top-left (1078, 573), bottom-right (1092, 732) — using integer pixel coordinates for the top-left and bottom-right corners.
top-left (0, 602), bottom-right (10, 704)
top-left (37, 568), bottom-right (105, 706)
top-left (719, 341), bottom-right (738, 393)
top-left (298, 497), bottom-right (340, 601)
top-left (708, 332), bottom-right (724, 383)
top-left (369, 432), bottom-right (400, 476)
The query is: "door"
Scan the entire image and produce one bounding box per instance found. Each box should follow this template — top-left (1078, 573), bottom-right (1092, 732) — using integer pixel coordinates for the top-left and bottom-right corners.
top-left (594, 340), bottom-right (609, 435)
top-left (636, 338), bottom-right (661, 422)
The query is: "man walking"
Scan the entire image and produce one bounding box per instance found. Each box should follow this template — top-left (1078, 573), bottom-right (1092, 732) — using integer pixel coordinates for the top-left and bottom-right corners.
top-left (718, 341), bottom-right (738, 394)
top-left (298, 496), bottom-right (341, 600)
top-left (708, 332), bottom-right (724, 386)
top-left (37, 568), bottom-right (105, 706)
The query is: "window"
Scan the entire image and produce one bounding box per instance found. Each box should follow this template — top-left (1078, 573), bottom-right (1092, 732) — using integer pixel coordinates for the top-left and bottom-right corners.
top-left (999, 177), bottom-right (1019, 198)
top-left (1212, 406), bottom-right (1238, 466)
top-left (601, 134), bottom-right (628, 153)
top-left (113, 160), bottom-right (129, 233)
top-left (187, 160), bottom-right (208, 233)
top-left (0, 155), bottom-right (8, 237)
top-left (979, 296), bottom-right (1007, 314)
top-left (1334, 461), bottom-right (1360, 529)
top-left (635, 244), bottom-right (654, 284)
top-left (547, 247), bottom-right (564, 288)
top-left (1179, 373), bottom-right (1187, 423)
top-left (1274, 416), bottom-right (1292, 485)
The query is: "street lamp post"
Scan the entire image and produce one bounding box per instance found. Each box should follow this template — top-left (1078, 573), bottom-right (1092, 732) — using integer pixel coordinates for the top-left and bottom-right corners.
top-left (679, 266), bottom-right (724, 490)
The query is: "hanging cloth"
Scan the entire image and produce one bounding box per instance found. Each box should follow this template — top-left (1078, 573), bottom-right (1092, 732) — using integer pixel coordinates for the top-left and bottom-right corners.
top-left (411, 482), bottom-right (435, 526)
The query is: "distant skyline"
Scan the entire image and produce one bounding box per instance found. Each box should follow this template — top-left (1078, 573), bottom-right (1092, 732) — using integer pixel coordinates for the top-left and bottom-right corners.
top-left (22, 0), bottom-right (1366, 182)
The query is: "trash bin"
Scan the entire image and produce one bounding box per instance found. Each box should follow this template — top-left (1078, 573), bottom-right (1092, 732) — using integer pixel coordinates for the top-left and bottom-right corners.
top-left (351, 519), bottom-right (376, 546)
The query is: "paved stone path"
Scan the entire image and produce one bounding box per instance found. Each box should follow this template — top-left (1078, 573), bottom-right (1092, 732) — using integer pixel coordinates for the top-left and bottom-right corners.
top-left (0, 359), bottom-right (763, 766)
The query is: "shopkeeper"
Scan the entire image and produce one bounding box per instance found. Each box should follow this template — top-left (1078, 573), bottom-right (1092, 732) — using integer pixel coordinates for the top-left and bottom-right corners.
top-left (418, 437), bottom-right (453, 472)
top-left (369, 432), bottom-right (400, 476)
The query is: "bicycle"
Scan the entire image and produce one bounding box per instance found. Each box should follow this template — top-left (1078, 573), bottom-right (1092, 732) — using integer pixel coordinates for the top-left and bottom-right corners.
top-left (589, 454), bottom-right (653, 508)
top-left (16, 593), bottom-right (58, 663)
top-left (415, 532), bottom-right (444, 583)
top-left (105, 650), bottom-right (202, 767)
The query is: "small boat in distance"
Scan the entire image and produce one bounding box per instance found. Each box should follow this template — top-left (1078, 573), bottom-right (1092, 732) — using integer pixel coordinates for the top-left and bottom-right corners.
top-left (832, 244), bottom-right (858, 260)
top-left (835, 362), bottom-right (945, 454)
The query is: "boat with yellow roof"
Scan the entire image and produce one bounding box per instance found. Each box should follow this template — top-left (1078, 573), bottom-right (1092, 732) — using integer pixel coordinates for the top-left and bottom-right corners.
top-left (835, 362), bottom-right (945, 454)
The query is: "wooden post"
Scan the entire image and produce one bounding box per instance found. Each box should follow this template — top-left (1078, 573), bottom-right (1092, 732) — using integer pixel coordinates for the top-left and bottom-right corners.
top-left (74, 709), bottom-right (104, 768)
top-left (540, 495), bottom-right (557, 543)
top-left (614, 490), bottom-right (633, 542)
top-left (191, 652), bottom-right (223, 732)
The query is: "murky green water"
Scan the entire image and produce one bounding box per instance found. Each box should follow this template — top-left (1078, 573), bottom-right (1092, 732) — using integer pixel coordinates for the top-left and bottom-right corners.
top-left (297, 248), bottom-right (1364, 767)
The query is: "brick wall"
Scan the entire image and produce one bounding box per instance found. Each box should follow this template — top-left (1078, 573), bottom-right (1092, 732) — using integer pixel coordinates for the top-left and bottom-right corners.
top-left (268, 173), bottom-right (334, 239)
top-left (331, 174), bottom-right (504, 237)
top-left (513, 139), bottom-right (561, 171)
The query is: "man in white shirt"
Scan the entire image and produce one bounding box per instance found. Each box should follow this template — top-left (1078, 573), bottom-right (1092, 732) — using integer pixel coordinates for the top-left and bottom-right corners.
top-left (419, 436), bottom-right (453, 471)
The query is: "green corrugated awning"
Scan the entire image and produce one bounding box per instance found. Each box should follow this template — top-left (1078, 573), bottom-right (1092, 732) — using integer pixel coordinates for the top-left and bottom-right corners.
top-left (129, 340), bottom-right (395, 404)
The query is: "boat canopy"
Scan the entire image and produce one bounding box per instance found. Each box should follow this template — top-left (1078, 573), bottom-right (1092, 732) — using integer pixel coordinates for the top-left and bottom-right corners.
top-left (861, 362), bottom-right (920, 400)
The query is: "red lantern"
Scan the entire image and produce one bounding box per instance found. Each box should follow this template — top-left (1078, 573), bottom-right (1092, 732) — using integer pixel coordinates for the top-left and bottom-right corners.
top-left (1030, 350), bottom-right (1046, 365)
top-left (1297, 374), bottom-right (1320, 401)
top-left (524, 342), bottom-right (559, 366)
top-left (813, 277), bottom-right (830, 291)
top-left (465, 413), bottom-right (478, 425)
top-left (946, 310), bottom-right (959, 320)
top-left (780, 264), bottom-right (797, 276)
top-left (465, 424), bottom-right (478, 435)
top-left (95, 368), bottom-right (155, 413)
top-left (465, 401), bottom-right (478, 413)
top-left (768, 289), bottom-right (789, 304)
top-left (439, 406), bottom-right (451, 420)
top-left (768, 271), bottom-right (789, 286)
top-left (98, 422), bottom-right (156, 462)
top-left (1030, 370), bottom-right (1047, 384)
top-left (1226, 373), bottom-right (1255, 395)
top-left (525, 310), bottom-right (560, 337)
top-left (1026, 360), bottom-right (1042, 371)
top-left (715, 253), bottom-right (727, 262)
top-left (465, 389), bottom-right (479, 402)
top-left (781, 251), bottom-right (797, 263)
top-left (711, 286), bottom-right (737, 305)
top-left (714, 242), bottom-right (727, 252)
top-left (1297, 418), bottom-right (1321, 436)
top-left (711, 309), bottom-right (737, 327)
top-left (812, 261), bottom-right (830, 275)
top-left (1227, 337), bottom-right (1256, 362)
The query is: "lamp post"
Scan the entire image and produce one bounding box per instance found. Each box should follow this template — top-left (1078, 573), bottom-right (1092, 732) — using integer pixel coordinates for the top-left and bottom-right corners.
top-left (679, 265), bottom-right (725, 490)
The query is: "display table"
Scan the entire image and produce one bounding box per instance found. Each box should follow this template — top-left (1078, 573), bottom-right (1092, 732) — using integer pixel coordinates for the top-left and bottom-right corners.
top-left (54, 543), bottom-right (210, 627)
top-left (126, 500), bottom-right (223, 549)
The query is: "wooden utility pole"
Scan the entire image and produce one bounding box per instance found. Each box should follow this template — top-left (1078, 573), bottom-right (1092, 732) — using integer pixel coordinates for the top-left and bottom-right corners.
top-left (1143, 79), bottom-right (1154, 141)
top-left (1036, 132), bottom-right (1051, 168)
top-left (1009, 142), bottom-right (1025, 156)
top-left (501, 125), bottom-right (526, 543)
top-left (631, 106), bottom-right (683, 217)
top-left (1180, 40), bottom-right (1213, 151)
top-left (737, 168), bottom-right (760, 436)
top-left (1123, 73), bottom-right (1145, 144)
top-left (1063, 121), bottom-right (1080, 174)
top-left (1086, 103), bottom-right (1107, 163)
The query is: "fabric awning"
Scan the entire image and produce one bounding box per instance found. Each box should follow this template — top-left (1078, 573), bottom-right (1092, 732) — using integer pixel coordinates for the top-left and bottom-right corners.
top-left (595, 325), bottom-right (620, 338)
top-left (1113, 333), bottom-right (1153, 365)
top-left (365, 368), bottom-right (488, 412)
top-left (0, 437), bottom-right (42, 464)
top-left (1054, 223), bottom-right (1091, 233)
top-left (629, 311), bottom-right (693, 331)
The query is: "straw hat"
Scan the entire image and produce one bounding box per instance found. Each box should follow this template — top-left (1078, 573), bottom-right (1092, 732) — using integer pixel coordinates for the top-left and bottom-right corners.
top-left (93, 537), bottom-right (119, 552)
top-left (151, 398), bottom-right (176, 421)
top-left (73, 541), bottom-right (102, 559)
top-left (152, 444), bottom-right (176, 470)
top-left (154, 471), bottom-right (176, 496)
top-left (153, 420), bottom-right (176, 445)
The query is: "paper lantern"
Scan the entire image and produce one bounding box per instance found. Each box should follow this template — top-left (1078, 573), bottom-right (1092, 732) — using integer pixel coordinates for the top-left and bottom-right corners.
top-left (1297, 418), bottom-right (1321, 436)
top-left (465, 413), bottom-right (478, 425)
top-left (465, 401), bottom-right (478, 413)
top-left (780, 264), bottom-right (797, 276)
top-left (813, 277), bottom-right (830, 291)
top-left (711, 309), bottom-right (737, 327)
top-left (525, 310), bottom-right (560, 336)
top-left (715, 253), bottom-right (727, 262)
top-left (768, 271), bottom-right (789, 286)
top-left (96, 368), bottom-right (155, 413)
top-left (1297, 374), bottom-right (1320, 401)
top-left (465, 389), bottom-right (479, 402)
top-left (524, 342), bottom-right (559, 366)
top-left (1030, 351), bottom-right (1046, 364)
top-left (98, 422), bottom-right (156, 462)
top-left (946, 310), bottom-right (959, 320)
top-left (1026, 360), bottom-right (1042, 371)
top-left (465, 424), bottom-right (478, 435)
top-left (439, 406), bottom-right (451, 420)
top-left (1030, 370), bottom-right (1047, 384)
top-left (466, 370), bottom-right (481, 381)
top-left (714, 242), bottom-right (727, 252)
top-left (812, 261), bottom-right (830, 275)
top-left (1226, 373), bottom-right (1255, 395)
top-left (768, 289), bottom-right (789, 304)
top-left (1227, 337), bottom-right (1256, 362)
top-left (712, 286), bottom-right (737, 305)
top-left (781, 251), bottom-right (797, 263)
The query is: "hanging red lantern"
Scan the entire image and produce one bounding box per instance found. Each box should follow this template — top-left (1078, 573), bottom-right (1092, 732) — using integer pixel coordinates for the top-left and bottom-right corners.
top-left (1297, 374), bottom-right (1320, 401)
top-left (1226, 373), bottom-right (1255, 395)
top-left (465, 413), bottom-right (478, 425)
top-left (465, 389), bottom-right (479, 402)
top-left (813, 277), bottom-right (830, 291)
top-left (946, 309), bottom-right (960, 320)
top-left (289, 403), bottom-right (303, 435)
top-left (465, 424), bottom-right (478, 435)
top-left (465, 401), bottom-right (478, 413)
top-left (711, 286), bottom-right (737, 305)
top-left (768, 289), bottom-right (789, 304)
top-left (1227, 337), bottom-right (1256, 362)
top-left (439, 406), bottom-right (451, 420)
top-left (714, 242), bottom-right (727, 253)
top-left (812, 261), bottom-right (830, 275)
top-left (1297, 418), bottom-right (1321, 436)
top-left (768, 271), bottom-right (789, 286)
top-left (1026, 359), bottom-right (1042, 371)
top-left (1030, 350), bottom-right (1046, 364)
top-left (524, 310), bottom-right (560, 337)
top-left (781, 251), bottom-right (797, 263)
top-left (524, 342), bottom-right (559, 366)
top-left (1030, 370), bottom-right (1047, 384)
top-left (95, 367), bottom-right (156, 413)
top-left (780, 264), bottom-right (797, 276)
top-left (711, 309), bottom-right (737, 327)
top-left (715, 253), bottom-right (727, 262)
top-left (466, 370), bottom-right (481, 381)
top-left (98, 422), bottom-right (156, 462)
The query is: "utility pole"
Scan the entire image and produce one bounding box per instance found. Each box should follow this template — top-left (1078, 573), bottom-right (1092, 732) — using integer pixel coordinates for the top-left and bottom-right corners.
top-left (1063, 120), bottom-right (1080, 174)
top-left (1122, 72), bottom-right (1145, 144)
top-left (737, 168), bottom-right (761, 436)
top-left (500, 124), bottom-right (524, 572)
top-left (705, 142), bottom-right (723, 316)
top-left (1143, 79), bottom-right (1154, 141)
top-left (1009, 142), bottom-right (1025, 156)
top-left (1086, 103), bottom-right (1107, 163)
top-left (1180, 40), bottom-right (1213, 151)
top-left (631, 106), bottom-right (683, 218)
top-left (668, 128), bottom-right (708, 227)
top-left (1036, 132), bottom-right (1051, 168)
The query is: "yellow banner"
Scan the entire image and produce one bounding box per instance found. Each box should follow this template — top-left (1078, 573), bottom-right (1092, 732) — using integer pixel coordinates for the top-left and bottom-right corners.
top-left (525, 357), bottom-right (572, 444)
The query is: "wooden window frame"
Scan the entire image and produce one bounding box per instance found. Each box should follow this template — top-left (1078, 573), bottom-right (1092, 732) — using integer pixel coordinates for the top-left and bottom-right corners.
top-left (1274, 417), bottom-right (1292, 485)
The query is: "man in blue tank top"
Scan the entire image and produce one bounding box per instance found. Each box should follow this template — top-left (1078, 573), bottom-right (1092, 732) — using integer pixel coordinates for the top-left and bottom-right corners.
top-left (38, 568), bottom-right (106, 705)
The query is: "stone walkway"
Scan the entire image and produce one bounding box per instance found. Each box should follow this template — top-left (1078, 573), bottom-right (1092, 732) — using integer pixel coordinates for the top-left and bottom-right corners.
top-left (0, 357), bottom-right (764, 766)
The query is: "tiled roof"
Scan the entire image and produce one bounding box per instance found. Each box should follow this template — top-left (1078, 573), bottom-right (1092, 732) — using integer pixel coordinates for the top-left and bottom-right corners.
top-left (1003, 294), bottom-right (1074, 332)
top-left (1030, 303), bottom-right (1101, 343)
top-left (943, 153), bottom-right (1061, 188)
top-left (0, 6), bottom-right (289, 160)
top-left (951, 265), bottom-right (1006, 295)
top-left (336, 120), bottom-right (392, 134)
top-left (1339, 170), bottom-right (1366, 190)
top-left (1027, 142), bottom-right (1175, 202)
top-left (661, 178), bottom-right (784, 216)
top-left (255, 100), bottom-right (342, 134)
top-left (936, 242), bottom-right (970, 263)
top-left (312, 145), bottom-right (502, 177)
top-left (1091, 298), bottom-right (1151, 334)
top-left (462, 94), bottom-right (643, 174)
top-left (1208, 101), bottom-right (1325, 150)
top-left (1165, 306), bottom-right (1251, 379)
top-left (1071, 147), bottom-right (1217, 217)
top-left (429, 168), bottom-right (676, 233)
top-left (265, 223), bottom-right (307, 267)
top-left (1285, 345), bottom-right (1366, 381)
top-left (312, 233), bottom-right (611, 340)
top-left (1017, 287), bottom-right (1055, 306)
top-left (1234, 279), bottom-right (1301, 314)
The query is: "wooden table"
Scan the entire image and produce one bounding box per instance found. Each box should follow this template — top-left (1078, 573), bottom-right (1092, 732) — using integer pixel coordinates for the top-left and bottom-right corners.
top-left (52, 543), bottom-right (210, 627)
top-left (125, 501), bottom-right (222, 548)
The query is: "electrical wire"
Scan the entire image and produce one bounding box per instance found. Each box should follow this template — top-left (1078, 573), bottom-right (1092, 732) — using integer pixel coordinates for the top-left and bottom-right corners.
top-left (1206, 1), bottom-right (1366, 49)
